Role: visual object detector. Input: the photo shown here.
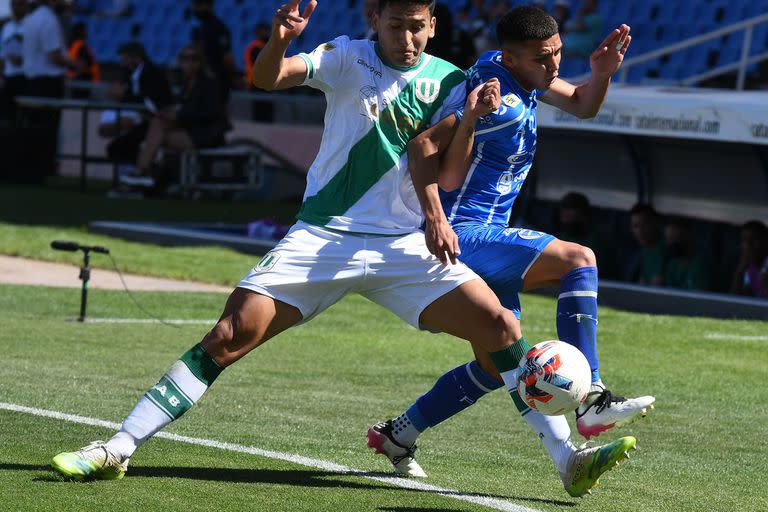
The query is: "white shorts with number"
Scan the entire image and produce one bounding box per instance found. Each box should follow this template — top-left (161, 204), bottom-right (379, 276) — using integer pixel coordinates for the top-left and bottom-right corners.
top-left (237, 221), bottom-right (480, 329)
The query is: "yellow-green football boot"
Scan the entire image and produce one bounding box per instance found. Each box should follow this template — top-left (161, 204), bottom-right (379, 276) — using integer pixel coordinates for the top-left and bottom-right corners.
top-left (52, 441), bottom-right (129, 480)
top-left (561, 436), bottom-right (637, 497)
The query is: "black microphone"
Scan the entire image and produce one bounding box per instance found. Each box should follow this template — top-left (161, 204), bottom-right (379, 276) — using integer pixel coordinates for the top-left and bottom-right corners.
top-left (51, 240), bottom-right (110, 254)
top-left (51, 240), bottom-right (81, 252)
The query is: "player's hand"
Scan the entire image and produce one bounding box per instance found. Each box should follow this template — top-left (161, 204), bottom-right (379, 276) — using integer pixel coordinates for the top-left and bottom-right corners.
top-left (272, 0), bottom-right (317, 43)
top-left (425, 216), bottom-right (461, 265)
top-left (464, 78), bottom-right (501, 120)
top-left (590, 24), bottom-right (631, 78)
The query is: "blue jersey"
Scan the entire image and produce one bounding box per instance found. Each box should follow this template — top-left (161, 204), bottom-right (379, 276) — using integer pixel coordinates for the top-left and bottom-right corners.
top-left (441, 51), bottom-right (539, 227)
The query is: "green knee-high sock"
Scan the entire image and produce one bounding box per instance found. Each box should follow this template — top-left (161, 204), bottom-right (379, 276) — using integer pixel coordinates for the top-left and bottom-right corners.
top-left (488, 337), bottom-right (532, 414)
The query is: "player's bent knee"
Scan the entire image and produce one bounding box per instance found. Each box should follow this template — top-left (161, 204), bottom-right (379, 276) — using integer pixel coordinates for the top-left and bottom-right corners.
top-left (487, 308), bottom-right (521, 349)
top-left (568, 244), bottom-right (596, 269)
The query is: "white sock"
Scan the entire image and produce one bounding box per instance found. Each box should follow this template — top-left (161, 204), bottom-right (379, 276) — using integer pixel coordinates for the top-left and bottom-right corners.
top-left (106, 351), bottom-right (219, 459)
top-left (390, 413), bottom-right (420, 447)
top-left (522, 411), bottom-right (577, 474)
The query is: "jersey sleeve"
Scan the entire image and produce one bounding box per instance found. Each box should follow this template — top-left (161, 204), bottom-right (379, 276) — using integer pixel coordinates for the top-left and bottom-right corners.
top-left (428, 77), bottom-right (467, 127)
top-left (298, 35), bottom-right (350, 93)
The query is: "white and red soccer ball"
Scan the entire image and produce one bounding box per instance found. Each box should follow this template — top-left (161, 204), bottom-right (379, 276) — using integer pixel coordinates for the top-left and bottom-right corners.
top-left (517, 340), bottom-right (592, 416)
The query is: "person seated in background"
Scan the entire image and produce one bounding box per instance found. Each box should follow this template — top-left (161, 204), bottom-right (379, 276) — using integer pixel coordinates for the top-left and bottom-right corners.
top-left (662, 217), bottom-right (712, 291)
top-left (105, 42), bottom-right (173, 175)
top-left (627, 203), bottom-right (666, 286)
top-left (730, 220), bottom-right (768, 298)
top-left (562, 0), bottom-right (603, 58)
top-left (120, 44), bottom-right (227, 188)
top-left (554, 192), bottom-right (616, 278)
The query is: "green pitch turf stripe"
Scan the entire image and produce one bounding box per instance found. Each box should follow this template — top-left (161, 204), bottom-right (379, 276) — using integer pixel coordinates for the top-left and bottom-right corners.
top-left (0, 402), bottom-right (542, 512)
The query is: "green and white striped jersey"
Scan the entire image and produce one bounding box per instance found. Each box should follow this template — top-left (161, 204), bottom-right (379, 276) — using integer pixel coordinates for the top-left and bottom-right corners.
top-left (296, 36), bottom-right (467, 234)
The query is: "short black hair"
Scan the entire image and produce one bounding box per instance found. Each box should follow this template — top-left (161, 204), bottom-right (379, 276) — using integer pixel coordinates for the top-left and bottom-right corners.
top-left (118, 42), bottom-right (148, 60)
top-left (496, 5), bottom-right (559, 47)
top-left (378, 0), bottom-right (436, 15)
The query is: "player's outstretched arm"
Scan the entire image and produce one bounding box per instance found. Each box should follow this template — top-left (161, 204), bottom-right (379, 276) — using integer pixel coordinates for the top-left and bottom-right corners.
top-left (541, 24), bottom-right (631, 119)
top-left (439, 78), bottom-right (500, 192)
top-left (253, 0), bottom-right (317, 91)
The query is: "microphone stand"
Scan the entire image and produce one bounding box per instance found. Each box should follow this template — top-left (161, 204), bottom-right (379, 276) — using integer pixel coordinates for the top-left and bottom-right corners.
top-left (78, 248), bottom-right (92, 322)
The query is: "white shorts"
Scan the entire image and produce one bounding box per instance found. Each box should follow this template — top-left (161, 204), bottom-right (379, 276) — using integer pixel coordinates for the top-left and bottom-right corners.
top-left (237, 221), bottom-right (480, 329)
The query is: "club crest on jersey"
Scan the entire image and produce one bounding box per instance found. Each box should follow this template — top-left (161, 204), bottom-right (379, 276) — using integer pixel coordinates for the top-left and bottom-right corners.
top-left (502, 93), bottom-right (521, 108)
top-left (497, 172), bottom-right (513, 194)
top-left (414, 78), bottom-right (440, 104)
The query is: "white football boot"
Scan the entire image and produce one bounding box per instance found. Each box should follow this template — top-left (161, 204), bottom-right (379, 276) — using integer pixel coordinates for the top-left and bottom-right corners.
top-left (367, 421), bottom-right (427, 478)
top-left (576, 385), bottom-right (655, 439)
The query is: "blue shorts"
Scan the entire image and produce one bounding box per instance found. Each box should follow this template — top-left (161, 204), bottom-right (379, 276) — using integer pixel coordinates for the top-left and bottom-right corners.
top-left (454, 223), bottom-right (555, 319)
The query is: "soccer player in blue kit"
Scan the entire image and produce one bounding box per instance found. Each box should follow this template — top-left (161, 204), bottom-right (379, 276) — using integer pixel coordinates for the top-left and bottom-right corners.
top-left (369, 6), bottom-right (655, 495)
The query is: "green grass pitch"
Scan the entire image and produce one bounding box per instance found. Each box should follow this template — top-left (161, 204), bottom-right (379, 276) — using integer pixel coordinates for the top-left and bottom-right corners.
top-left (1, 276), bottom-right (767, 511)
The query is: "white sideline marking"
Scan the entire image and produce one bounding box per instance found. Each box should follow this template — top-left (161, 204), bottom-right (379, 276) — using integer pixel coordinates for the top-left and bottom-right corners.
top-left (704, 332), bottom-right (768, 341)
top-left (0, 402), bottom-right (541, 512)
top-left (82, 318), bottom-right (217, 325)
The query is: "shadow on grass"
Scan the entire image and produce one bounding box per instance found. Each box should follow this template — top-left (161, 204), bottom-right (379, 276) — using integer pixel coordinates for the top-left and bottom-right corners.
top-left (5, 463), bottom-right (574, 507)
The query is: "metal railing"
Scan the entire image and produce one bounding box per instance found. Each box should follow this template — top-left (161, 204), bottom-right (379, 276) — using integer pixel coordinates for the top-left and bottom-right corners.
top-left (572, 12), bottom-right (768, 89)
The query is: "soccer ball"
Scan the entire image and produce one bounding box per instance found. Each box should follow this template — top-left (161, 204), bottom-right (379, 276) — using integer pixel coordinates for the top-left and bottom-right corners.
top-left (517, 340), bottom-right (592, 416)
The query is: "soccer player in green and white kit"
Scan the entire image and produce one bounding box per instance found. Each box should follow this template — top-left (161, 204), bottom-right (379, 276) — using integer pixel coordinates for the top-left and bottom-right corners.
top-left (52, 0), bottom-right (634, 496)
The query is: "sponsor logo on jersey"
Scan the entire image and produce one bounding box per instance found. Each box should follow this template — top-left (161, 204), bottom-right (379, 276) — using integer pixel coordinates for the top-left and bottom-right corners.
top-left (496, 172), bottom-right (513, 194)
top-left (320, 42), bottom-right (336, 52)
top-left (357, 58), bottom-right (382, 78)
top-left (502, 93), bottom-right (521, 108)
top-left (254, 251), bottom-right (280, 272)
top-left (414, 78), bottom-right (440, 104)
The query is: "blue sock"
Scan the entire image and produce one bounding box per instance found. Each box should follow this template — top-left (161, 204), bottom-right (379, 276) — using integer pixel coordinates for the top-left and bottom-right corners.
top-left (556, 266), bottom-right (601, 382)
top-left (405, 361), bottom-right (503, 431)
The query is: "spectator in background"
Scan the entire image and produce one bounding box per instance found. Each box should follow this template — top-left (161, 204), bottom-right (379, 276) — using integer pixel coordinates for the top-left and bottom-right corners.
top-left (628, 203), bottom-right (666, 286)
top-left (730, 220), bottom-right (768, 298)
top-left (358, 0), bottom-right (378, 40)
top-left (428, 3), bottom-right (476, 69)
top-left (0, 0), bottom-right (27, 121)
top-left (105, 42), bottom-right (173, 172)
top-left (562, 0), bottom-right (603, 58)
top-left (67, 22), bottom-right (100, 84)
top-left (663, 217), bottom-right (712, 291)
top-left (555, 192), bottom-right (616, 278)
top-left (121, 44), bottom-right (227, 188)
top-left (191, 0), bottom-right (236, 100)
top-left (244, 22), bottom-right (270, 89)
top-left (552, 0), bottom-right (571, 33)
top-left (22, 0), bottom-right (77, 175)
